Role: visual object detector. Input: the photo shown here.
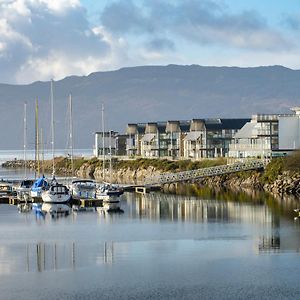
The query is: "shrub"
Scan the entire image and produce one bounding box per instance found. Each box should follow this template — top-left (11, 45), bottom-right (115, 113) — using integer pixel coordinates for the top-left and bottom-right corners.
top-left (283, 150), bottom-right (300, 172)
top-left (261, 158), bottom-right (284, 183)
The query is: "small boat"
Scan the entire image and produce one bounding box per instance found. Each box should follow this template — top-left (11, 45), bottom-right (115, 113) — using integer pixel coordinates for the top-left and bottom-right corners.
top-left (17, 179), bottom-right (34, 201)
top-left (0, 182), bottom-right (14, 197)
top-left (30, 176), bottom-right (49, 199)
top-left (42, 178), bottom-right (71, 204)
top-left (70, 179), bottom-right (96, 199)
top-left (96, 184), bottom-right (124, 200)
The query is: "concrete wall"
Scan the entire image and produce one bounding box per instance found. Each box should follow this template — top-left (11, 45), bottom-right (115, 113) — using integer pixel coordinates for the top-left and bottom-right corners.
top-left (279, 116), bottom-right (300, 150)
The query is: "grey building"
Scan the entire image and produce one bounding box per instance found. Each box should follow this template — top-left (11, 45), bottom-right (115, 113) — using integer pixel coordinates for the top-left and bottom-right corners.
top-left (125, 118), bottom-right (249, 159)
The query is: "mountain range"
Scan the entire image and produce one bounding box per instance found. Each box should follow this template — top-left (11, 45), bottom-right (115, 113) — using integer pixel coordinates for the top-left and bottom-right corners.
top-left (1, 64), bottom-right (300, 149)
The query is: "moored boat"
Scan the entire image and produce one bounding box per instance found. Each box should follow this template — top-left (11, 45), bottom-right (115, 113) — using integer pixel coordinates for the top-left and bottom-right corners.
top-left (31, 176), bottom-right (49, 199)
top-left (17, 179), bottom-right (34, 201)
top-left (42, 178), bottom-right (71, 204)
top-left (70, 179), bottom-right (96, 199)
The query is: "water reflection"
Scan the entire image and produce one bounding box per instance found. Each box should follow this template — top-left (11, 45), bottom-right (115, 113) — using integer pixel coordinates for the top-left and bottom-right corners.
top-left (125, 192), bottom-right (274, 224)
top-left (26, 242), bottom-right (76, 272)
top-left (2, 190), bottom-right (300, 277)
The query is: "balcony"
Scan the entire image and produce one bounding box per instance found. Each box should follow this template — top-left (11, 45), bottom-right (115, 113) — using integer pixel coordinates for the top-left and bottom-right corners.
top-left (229, 144), bottom-right (271, 151)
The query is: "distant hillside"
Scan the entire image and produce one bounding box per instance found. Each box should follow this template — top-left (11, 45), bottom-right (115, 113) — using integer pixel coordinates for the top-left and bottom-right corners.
top-left (0, 64), bottom-right (300, 149)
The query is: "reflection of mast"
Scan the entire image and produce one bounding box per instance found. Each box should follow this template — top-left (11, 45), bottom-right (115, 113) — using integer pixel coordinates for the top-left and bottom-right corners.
top-left (103, 241), bottom-right (114, 264)
top-left (72, 242), bottom-right (75, 269)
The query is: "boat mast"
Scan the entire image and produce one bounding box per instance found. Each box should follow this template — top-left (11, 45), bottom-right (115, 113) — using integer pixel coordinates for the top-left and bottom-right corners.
top-left (35, 99), bottom-right (40, 178)
top-left (40, 127), bottom-right (44, 175)
top-left (23, 102), bottom-right (27, 178)
top-left (50, 80), bottom-right (55, 177)
top-left (109, 130), bottom-right (112, 186)
top-left (102, 103), bottom-right (105, 181)
top-left (69, 93), bottom-right (74, 178)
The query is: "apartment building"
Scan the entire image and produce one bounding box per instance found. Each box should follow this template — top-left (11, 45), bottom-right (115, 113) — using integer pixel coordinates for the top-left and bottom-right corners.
top-left (125, 118), bottom-right (249, 159)
top-left (229, 108), bottom-right (300, 158)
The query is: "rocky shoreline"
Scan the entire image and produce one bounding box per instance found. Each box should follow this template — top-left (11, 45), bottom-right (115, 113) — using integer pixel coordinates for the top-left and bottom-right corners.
top-left (2, 158), bottom-right (300, 198)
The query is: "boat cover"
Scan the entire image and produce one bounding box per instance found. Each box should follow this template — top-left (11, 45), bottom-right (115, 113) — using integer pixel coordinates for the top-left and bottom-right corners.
top-left (31, 176), bottom-right (48, 191)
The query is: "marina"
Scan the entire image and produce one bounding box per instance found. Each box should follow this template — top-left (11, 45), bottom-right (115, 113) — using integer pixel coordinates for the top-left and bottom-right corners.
top-left (1, 184), bottom-right (300, 299)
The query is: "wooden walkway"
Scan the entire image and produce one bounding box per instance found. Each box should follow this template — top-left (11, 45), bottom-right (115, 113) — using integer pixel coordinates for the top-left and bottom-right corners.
top-left (145, 160), bottom-right (265, 185)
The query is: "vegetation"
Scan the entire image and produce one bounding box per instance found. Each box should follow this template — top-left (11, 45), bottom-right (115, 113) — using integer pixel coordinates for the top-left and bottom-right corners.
top-left (113, 157), bottom-right (226, 172)
top-left (261, 158), bottom-right (284, 183)
top-left (261, 151), bottom-right (300, 184)
top-left (283, 150), bottom-right (300, 172)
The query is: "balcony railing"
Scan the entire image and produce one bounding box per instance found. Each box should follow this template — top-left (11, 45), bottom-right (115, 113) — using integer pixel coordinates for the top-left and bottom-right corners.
top-left (229, 144), bottom-right (271, 151)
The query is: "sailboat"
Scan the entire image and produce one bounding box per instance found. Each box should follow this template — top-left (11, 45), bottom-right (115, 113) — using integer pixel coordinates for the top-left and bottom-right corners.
top-left (66, 94), bottom-right (97, 199)
top-left (96, 105), bottom-right (123, 208)
top-left (31, 100), bottom-right (49, 199)
top-left (17, 102), bottom-right (34, 201)
top-left (41, 80), bottom-right (71, 204)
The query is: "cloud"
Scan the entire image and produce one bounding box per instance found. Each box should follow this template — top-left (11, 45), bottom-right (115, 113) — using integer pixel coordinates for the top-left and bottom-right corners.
top-left (0, 0), bottom-right (112, 83)
top-left (146, 38), bottom-right (175, 51)
top-left (101, 0), bottom-right (291, 51)
top-left (284, 14), bottom-right (300, 30)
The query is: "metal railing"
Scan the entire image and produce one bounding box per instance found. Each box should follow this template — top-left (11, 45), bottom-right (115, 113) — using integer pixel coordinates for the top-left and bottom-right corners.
top-left (145, 160), bottom-right (265, 185)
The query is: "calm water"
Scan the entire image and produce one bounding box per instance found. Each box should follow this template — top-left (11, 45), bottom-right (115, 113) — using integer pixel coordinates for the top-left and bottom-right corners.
top-left (1, 182), bottom-right (300, 300)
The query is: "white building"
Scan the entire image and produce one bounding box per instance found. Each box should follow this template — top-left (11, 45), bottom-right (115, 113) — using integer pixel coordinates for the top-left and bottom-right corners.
top-left (94, 131), bottom-right (117, 157)
top-left (229, 108), bottom-right (300, 158)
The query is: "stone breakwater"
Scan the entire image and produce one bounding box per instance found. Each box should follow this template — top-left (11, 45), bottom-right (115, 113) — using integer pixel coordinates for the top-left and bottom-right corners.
top-left (77, 162), bottom-right (300, 196)
top-left (77, 162), bottom-right (162, 184)
top-left (2, 160), bottom-right (300, 197)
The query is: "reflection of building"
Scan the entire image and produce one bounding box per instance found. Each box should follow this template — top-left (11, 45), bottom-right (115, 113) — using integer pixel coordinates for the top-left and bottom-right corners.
top-left (229, 108), bottom-right (300, 158)
top-left (127, 193), bottom-right (273, 224)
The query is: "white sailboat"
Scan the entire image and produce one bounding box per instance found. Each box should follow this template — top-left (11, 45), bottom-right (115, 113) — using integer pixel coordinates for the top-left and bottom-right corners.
top-left (42, 80), bottom-right (71, 204)
top-left (67, 94), bottom-right (97, 199)
top-left (96, 105), bottom-right (123, 210)
top-left (17, 102), bottom-right (34, 201)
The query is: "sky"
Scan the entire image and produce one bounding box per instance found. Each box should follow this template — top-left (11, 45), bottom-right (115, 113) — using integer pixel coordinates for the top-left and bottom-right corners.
top-left (1, 0), bottom-right (300, 84)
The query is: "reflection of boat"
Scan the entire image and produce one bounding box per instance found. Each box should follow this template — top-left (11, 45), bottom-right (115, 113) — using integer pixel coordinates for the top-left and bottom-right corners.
top-left (70, 180), bottom-right (96, 199)
top-left (42, 179), bottom-right (71, 204)
top-left (96, 201), bottom-right (123, 213)
top-left (72, 205), bottom-right (96, 213)
top-left (17, 202), bottom-right (32, 213)
top-left (17, 179), bottom-right (34, 201)
top-left (32, 203), bottom-right (45, 217)
top-left (42, 203), bottom-right (71, 216)
top-left (31, 176), bottom-right (49, 199)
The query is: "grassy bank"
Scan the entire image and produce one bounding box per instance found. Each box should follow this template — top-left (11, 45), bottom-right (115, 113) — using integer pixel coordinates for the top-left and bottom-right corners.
top-left (4, 156), bottom-right (227, 174)
top-left (262, 150), bottom-right (300, 184)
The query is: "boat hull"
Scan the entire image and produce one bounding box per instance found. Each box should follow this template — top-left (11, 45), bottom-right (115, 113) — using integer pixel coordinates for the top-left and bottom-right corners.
top-left (42, 191), bottom-right (71, 204)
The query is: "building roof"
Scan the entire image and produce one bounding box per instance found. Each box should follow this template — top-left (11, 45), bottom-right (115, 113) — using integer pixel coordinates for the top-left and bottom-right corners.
top-left (205, 118), bottom-right (250, 130)
top-left (141, 133), bottom-right (156, 142)
top-left (184, 131), bottom-right (202, 141)
top-left (234, 122), bottom-right (257, 139)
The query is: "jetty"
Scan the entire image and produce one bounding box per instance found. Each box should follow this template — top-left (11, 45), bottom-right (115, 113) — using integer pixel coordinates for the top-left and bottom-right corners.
top-left (144, 160), bottom-right (266, 186)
